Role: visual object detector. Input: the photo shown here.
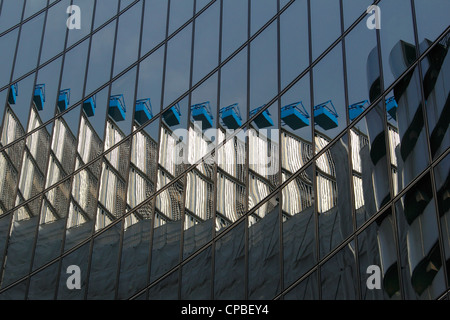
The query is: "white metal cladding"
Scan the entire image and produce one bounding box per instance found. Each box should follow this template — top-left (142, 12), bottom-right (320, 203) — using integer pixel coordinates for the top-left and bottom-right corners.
top-left (159, 126), bottom-right (185, 177)
top-left (104, 119), bottom-right (125, 171)
top-left (281, 173), bottom-right (313, 216)
top-left (281, 132), bottom-right (312, 173)
top-left (248, 172), bottom-right (271, 219)
top-left (216, 172), bottom-right (245, 222)
top-left (217, 128), bottom-right (246, 179)
top-left (185, 170), bottom-right (212, 221)
top-left (315, 135), bottom-right (335, 177)
top-left (317, 173), bottom-right (336, 214)
top-left (248, 128), bottom-right (279, 178)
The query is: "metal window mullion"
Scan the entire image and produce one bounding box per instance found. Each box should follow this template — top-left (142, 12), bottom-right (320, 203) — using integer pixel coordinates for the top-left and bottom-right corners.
top-left (0, 0), bottom-right (294, 179)
top-left (339, 0), bottom-right (361, 300)
top-left (374, 6), bottom-right (405, 299)
top-left (0, 0), bottom-right (39, 291)
top-left (0, 0), bottom-right (213, 96)
top-left (306, 0), bottom-right (321, 301)
top-left (144, 0), bottom-right (172, 300)
top-left (178, 0), bottom-right (197, 300)
top-left (25, 0), bottom-right (75, 298)
top-left (0, 0), bottom-right (142, 93)
top-left (0, 0), bottom-right (301, 170)
top-left (0, 0), bottom-right (26, 205)
top-left (277, 155), bottom-right (449, 298)
top-left (113, 0), bottom-right (146, 300)
top-left (53, 0), bottom-right (100, 299)
top-left (0, 0), bottom-right (65, 38)
top-left (114, 1), bottom-right (145, 300)
top-left (2, 0), bottom-right (442, 298)
top-left (130, 120), bottom-right (450, 299)
top-left (276, 0), bottom-right (284, 297)
top-left (409, 0), bottom-right (449, 294)
top-left (243, 0), bottom-right (251, 301)
top-left (133, 107), bottom-right (450, 300)
top-left (210, 0), bottom-right (224, 300)
top-left (0, 0), bottom-right (304, 181)
top-left (2, 33), bottom-right (444, 296)
top-left (83, 0), bottom-right (121, 300)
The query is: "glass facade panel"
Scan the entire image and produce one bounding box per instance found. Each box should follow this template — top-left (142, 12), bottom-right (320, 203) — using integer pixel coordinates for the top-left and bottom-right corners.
top-left (351, 103), bottom-right (391, 227)
top-left (434, 155), bottom-right (450, 287)
top-left (0, 0), bottom-right (448, 300)
top-left (396, 173), bottom-right (446, 299)
top-left (317, 133), bottom-right (353, 258)
top-left (358, 209), bottom-right (401, 300)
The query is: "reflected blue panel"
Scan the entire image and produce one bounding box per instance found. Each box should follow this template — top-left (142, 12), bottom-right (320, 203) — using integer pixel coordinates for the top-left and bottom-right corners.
top-left (83, 96), bottom-right (96, 117)
top-left (33, 84), bottom-right (46, 111)
top-left (220, 103), bottom-right (242, 130)
top-left (58, 88), bottom-right (71, 112)
top-left (163, 104), bottom-right (181, 127)
top-left (386, 96), bottom-right (398, 121)
top-left (109, 94), bottom-right (126, 122)
top-left (8, 84), bottom-right (18, 105)
top-left (281, 101), bottom-right (310, 130)
top-left (348, 100), bottom-right (368, 121)
top-left (191, 101), bottom-right (213, 129)
top-left (135, 98), bottom-right (153, 125)
top-left (314, 100), bottom-right (338, 130)
top-left (250, 105), bottom-right (274, 129)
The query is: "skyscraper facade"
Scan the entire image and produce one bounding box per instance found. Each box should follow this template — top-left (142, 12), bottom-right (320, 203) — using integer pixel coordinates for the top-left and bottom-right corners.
top-left (0, 0), bottom-right (448, 300)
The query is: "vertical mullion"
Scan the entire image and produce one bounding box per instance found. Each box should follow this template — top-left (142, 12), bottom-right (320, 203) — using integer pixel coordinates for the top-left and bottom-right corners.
top-left (54, 0), bottom-right (100, 300)
top-left (210, 0), bottom-right (223, 301)
top-left (4, 1), bottom-right (26, 87)
top-left (0, 2), bottom-right (26, 262)
top-left (0, 2), bottom-right (24, 136)
top-left (276, 0), bottom-right (284, 297)
top-left (114, 0), bottom-right (146, 300)
top-left (84, 0), bottom-right (121, 300)
top-left (0, 0), bottom-right (37, 290)
top-left (307, 0), bottom-right (321, 300)
top-left (373, 3), bottom-right (405, 299)
top-left (243, 0), bottom-right (251, 301)
top-left (178, 0), bottom-right (197, 300)
top-left (144, 0), bottom-right (172, 300)
top-left (339, 0), bottom-right (361, 300)
top-left (0, 1), bottom-right (27, 281)
top-left (409, 0), bottom-right (449, 293)
top-left (25, 0), bottom-right (72, 298)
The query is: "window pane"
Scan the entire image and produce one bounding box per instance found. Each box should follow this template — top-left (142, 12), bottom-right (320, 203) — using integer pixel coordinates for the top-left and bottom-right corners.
top-left (320, 243), bottom-right (358, 299)
top-left (396, 173), bottom-right (445, 299)
top-left (358, 209), bottom-right (401, 300)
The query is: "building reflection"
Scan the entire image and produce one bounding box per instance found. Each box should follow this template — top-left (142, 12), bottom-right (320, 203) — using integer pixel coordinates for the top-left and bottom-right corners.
top-left (0, 30), bottom-right (448, 300)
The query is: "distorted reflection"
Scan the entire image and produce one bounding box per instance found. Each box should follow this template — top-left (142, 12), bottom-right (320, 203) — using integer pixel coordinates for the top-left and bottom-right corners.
top-left (421, 34), bottom-right (450, 160)
top-left (434, 156), bottom-right (450, 287)
top-left (149, 121), bottom-right (185, 280)
top-left (386, 38), bottom-right (436, 195)
top-left (358, 209), bottom-right (401, 300)
top-left (351, 104), bottom-right (391, 227)
top-left (0, 101), bottom-right (52, 289)
top-left (316, 133), bottom-right (353, 258)
top-left (68, 113), bottom-right (102, 230)
top-left (396, 174), bottom-right (445, 299)
top-left (320, 245), bottom-right (358, 300)
top-left (282, 168), bottom-right (315, 289)
top-left (216, 126), bottom-right (246, 230)
top-left (248, 194), bottom-right (280, 299)
top-left (0, 0), bottom-right (448, 300)
top-left (184, 114), bottom-right (216, 257)
top-left (31, 114), bottom-right (77, 273)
